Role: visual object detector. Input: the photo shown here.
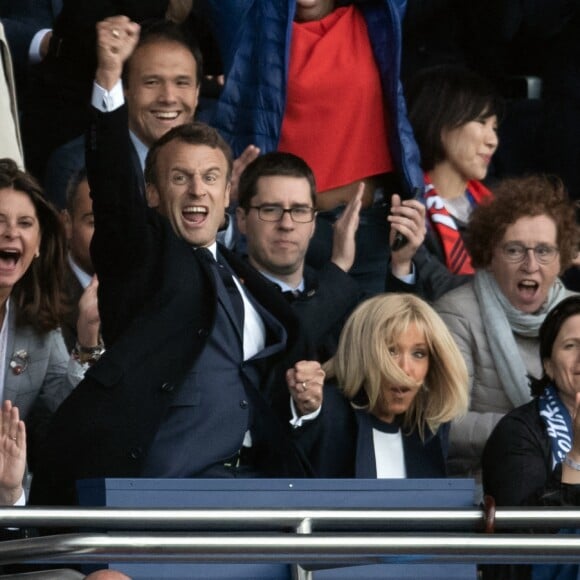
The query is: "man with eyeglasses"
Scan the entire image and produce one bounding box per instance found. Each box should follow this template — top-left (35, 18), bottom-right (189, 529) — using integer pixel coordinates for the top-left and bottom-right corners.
top-left (236, 152), bottom-right (363, 360)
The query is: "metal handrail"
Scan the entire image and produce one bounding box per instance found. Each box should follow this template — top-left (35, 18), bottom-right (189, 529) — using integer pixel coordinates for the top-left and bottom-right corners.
top-left (1, 532), bottom-right (580, 566)
top-left (0, 506), bottom-right (579, 531)
top-left (0, 506), bottom-right (579, 574)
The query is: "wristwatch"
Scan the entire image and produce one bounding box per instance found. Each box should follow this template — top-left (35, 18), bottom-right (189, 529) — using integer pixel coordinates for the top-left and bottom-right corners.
top-left (72, 341), bottom-right (105, 366)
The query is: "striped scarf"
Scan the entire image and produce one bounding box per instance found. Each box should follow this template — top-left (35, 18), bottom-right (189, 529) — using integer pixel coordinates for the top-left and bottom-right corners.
top-left (423, 176), bottom-right (493, 275)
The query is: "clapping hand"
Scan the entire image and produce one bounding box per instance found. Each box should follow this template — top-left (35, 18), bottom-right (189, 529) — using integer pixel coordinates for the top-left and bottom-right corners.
top-left (331, 183), bottom-right (364, 273)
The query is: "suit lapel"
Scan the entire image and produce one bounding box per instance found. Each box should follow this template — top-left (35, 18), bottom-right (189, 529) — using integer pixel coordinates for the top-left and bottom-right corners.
top-left (214, 269), bottom-right (244, 342)
top-left (3, 307), bottom-right (28, 404)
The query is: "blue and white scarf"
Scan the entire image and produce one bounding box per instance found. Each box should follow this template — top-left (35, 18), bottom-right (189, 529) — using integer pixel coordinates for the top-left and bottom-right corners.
top-left (535, 385), bottom-right (580, 580)
top-left (538, 383), bottom-right (573, 469)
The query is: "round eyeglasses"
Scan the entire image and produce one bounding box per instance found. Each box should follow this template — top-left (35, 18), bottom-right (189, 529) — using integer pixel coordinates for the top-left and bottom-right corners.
top-left (500, 242), bottom-right (559, 265)
top-left (249, 205), bottom-right (317, 223)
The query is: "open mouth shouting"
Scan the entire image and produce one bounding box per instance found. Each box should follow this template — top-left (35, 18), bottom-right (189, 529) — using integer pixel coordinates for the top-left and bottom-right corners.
top-left (182, 205), bottom-right (208, 226)
top-left (0, 249), bottom-right (21, 271)
top-left (514, 278), bottom-right (548, 312)
top-left (518, 279), bottom-right (539, 297)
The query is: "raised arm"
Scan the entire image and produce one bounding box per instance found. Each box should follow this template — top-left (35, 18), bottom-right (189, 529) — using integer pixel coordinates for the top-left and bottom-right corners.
top-left (0, 401), bottom-right (26, 506)
top-left (87, 17), bottom-right (160, 344)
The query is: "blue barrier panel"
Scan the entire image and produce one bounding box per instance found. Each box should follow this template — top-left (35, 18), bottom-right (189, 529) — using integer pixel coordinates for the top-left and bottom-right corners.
top-left (77, 478), bottom-right (477, 579)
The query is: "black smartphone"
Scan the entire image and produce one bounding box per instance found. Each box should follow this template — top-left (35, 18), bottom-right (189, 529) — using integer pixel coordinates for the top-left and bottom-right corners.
top-left (390, 186), bottom-right (424, 251)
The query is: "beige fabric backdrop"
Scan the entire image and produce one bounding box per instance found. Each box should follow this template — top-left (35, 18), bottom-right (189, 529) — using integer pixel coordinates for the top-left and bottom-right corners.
top-left (0, 22), bottom-right (23, 167)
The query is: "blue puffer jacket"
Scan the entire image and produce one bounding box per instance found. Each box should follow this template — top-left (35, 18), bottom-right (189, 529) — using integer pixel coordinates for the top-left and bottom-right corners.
top-left (202, 0), bottom-right (423, 197)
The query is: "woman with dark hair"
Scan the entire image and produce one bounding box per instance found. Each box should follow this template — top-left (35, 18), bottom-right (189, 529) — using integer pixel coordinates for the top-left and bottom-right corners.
top-left (0, 161), bottom-right (67, 331)
top-left (0, 158), bottom-right (73, 465)
top-left (406, 65), bottom-right (502, 275)
top-left (482, 295), bottom-right (580, 580)
top-left (435, 174), bottom-right (578, 486)
top-left (484, 294), bottom-right (580, 505)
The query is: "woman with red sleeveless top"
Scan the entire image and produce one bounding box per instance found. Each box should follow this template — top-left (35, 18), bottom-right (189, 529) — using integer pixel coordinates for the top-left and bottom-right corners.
top-left (201, 0), bottom-right (426, 297)
top-left (406, 65), bottom-right (503, 276)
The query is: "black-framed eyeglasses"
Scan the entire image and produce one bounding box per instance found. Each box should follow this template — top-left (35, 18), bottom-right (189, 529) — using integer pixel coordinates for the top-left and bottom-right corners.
top-left (249, 205), bottom-right (317, 223)
top-left (500, 242), bottom-right (559, 265)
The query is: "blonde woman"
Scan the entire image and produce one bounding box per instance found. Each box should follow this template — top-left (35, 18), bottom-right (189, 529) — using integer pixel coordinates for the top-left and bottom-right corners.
top-left (297, 293), bottom-right (468, 478)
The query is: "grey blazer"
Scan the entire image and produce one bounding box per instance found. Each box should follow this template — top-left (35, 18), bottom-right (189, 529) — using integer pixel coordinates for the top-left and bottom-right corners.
top-left (3, 306), bottom-right (71, 420)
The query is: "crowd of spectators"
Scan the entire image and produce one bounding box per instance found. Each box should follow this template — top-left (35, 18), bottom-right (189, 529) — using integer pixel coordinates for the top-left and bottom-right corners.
top-left (0, 1), bottom-right (579, 578)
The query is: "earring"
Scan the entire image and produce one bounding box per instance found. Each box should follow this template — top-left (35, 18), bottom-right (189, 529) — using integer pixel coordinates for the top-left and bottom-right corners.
top-left (34, 251), bottom-right (40, 258)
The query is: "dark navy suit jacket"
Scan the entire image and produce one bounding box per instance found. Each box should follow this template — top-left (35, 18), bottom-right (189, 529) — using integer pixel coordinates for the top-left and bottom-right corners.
top-left (297, 382), bottom-right (449, 479)
top-left (29, 105), bottom-right (313, 506)
top-left (0, 0), bottom-right (61, 72)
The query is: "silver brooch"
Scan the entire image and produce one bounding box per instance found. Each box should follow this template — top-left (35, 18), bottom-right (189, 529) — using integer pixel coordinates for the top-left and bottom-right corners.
top-left (9, 350), bottom-right (28, 375)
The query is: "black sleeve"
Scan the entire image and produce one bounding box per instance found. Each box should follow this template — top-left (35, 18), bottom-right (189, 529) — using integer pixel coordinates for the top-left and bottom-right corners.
top-left (291, 383), bottom-right (357, 478)
top-left (386, 245), bottom-right (470, 302)
top-left (482, 403), bottom-right (555, 507)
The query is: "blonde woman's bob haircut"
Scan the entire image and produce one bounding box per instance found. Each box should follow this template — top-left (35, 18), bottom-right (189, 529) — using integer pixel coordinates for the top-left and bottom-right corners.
top-left (323, 293), bottom-right (468, 438)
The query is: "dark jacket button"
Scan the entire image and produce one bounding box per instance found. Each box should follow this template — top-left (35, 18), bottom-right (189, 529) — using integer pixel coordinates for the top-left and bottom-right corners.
top-left (197, 328), bottom-right (209, 337)
top-left (240, 400), bottom-right (248, 409)
top-left (160, 382), bottom-right (174, 392)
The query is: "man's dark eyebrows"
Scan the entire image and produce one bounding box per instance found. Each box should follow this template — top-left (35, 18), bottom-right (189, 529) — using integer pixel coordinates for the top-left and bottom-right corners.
top-left (204, 166), bottom-right (224, 175)
top-left (259, 202), bottom-right (311, 207)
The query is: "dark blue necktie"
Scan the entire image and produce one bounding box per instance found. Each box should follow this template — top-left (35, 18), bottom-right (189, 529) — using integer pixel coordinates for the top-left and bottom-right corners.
top-left (197, 248), bottom-right (245, 330)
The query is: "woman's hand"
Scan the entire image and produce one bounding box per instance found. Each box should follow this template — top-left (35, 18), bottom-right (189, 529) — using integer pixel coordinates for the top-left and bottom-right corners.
top-left (388, 193), bottom-right (426, 278)
top-left (286, 360), bottom-right (325, 416)
top-left (0, 401), bottom-right (26, 506)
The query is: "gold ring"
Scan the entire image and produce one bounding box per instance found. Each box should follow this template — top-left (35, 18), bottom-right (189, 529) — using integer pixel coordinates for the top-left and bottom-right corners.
top-left (9, 436), bottom-right (16, 441)
top-left (112, 28), bottom-right (120, 39)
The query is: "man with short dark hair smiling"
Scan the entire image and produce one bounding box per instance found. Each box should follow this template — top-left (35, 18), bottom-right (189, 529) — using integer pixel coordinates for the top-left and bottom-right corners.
top-left (30, 16), bottom-right (324, 507)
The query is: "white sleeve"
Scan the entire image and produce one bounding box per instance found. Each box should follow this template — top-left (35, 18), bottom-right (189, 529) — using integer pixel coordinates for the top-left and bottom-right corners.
top-left (13, 489), bottom-right (26, 506)
top-left (391, 261), bottom-right (416, 284)
top-left (28, 29), bottom-right (51, 64)
top-left (289, 397), bottom-right (321, 428)
top-left (92, 79), bottom-right (125, 112)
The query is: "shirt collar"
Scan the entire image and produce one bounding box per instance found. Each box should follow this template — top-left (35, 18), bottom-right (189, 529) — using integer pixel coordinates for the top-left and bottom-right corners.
top-left (129, 131), bottom-right (149, 172)
top-left (197, 242), bottom-right (218, 261)
top-left (67, 254), bottom-right (93, 289)
top-left (259, 270), bottom-right (305, 294)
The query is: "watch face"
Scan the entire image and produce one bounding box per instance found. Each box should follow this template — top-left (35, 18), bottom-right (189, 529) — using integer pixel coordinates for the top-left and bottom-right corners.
top-left (73, 342), bottom-right (105, 365)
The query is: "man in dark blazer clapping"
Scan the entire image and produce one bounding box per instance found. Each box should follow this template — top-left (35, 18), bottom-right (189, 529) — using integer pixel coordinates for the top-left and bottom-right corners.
top-left (30, 15), bottom-right (324, 507)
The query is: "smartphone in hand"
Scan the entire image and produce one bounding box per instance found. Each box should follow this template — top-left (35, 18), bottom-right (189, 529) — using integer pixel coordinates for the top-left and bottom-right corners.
top-left (390, 186), bottom-right (423, 251)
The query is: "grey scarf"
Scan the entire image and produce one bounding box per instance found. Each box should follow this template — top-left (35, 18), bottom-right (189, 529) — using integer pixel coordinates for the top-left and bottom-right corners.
top-left (473, 270), bottom-right (568, 407)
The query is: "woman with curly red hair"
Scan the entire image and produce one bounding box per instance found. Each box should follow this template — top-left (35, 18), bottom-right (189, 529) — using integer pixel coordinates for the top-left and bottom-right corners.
top-left (434, 174), bottom-right (578, 490)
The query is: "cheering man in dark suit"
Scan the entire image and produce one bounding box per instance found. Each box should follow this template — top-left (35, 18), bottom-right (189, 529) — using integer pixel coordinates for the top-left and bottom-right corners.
top-left (30, 16), bottom-right (323, 506)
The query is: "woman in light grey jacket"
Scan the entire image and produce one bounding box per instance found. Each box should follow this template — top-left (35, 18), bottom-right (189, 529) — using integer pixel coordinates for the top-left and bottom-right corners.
top-left (434, 174), bottom-right (578, 483)
top-left (0, 159), bottom-right (74, 468)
